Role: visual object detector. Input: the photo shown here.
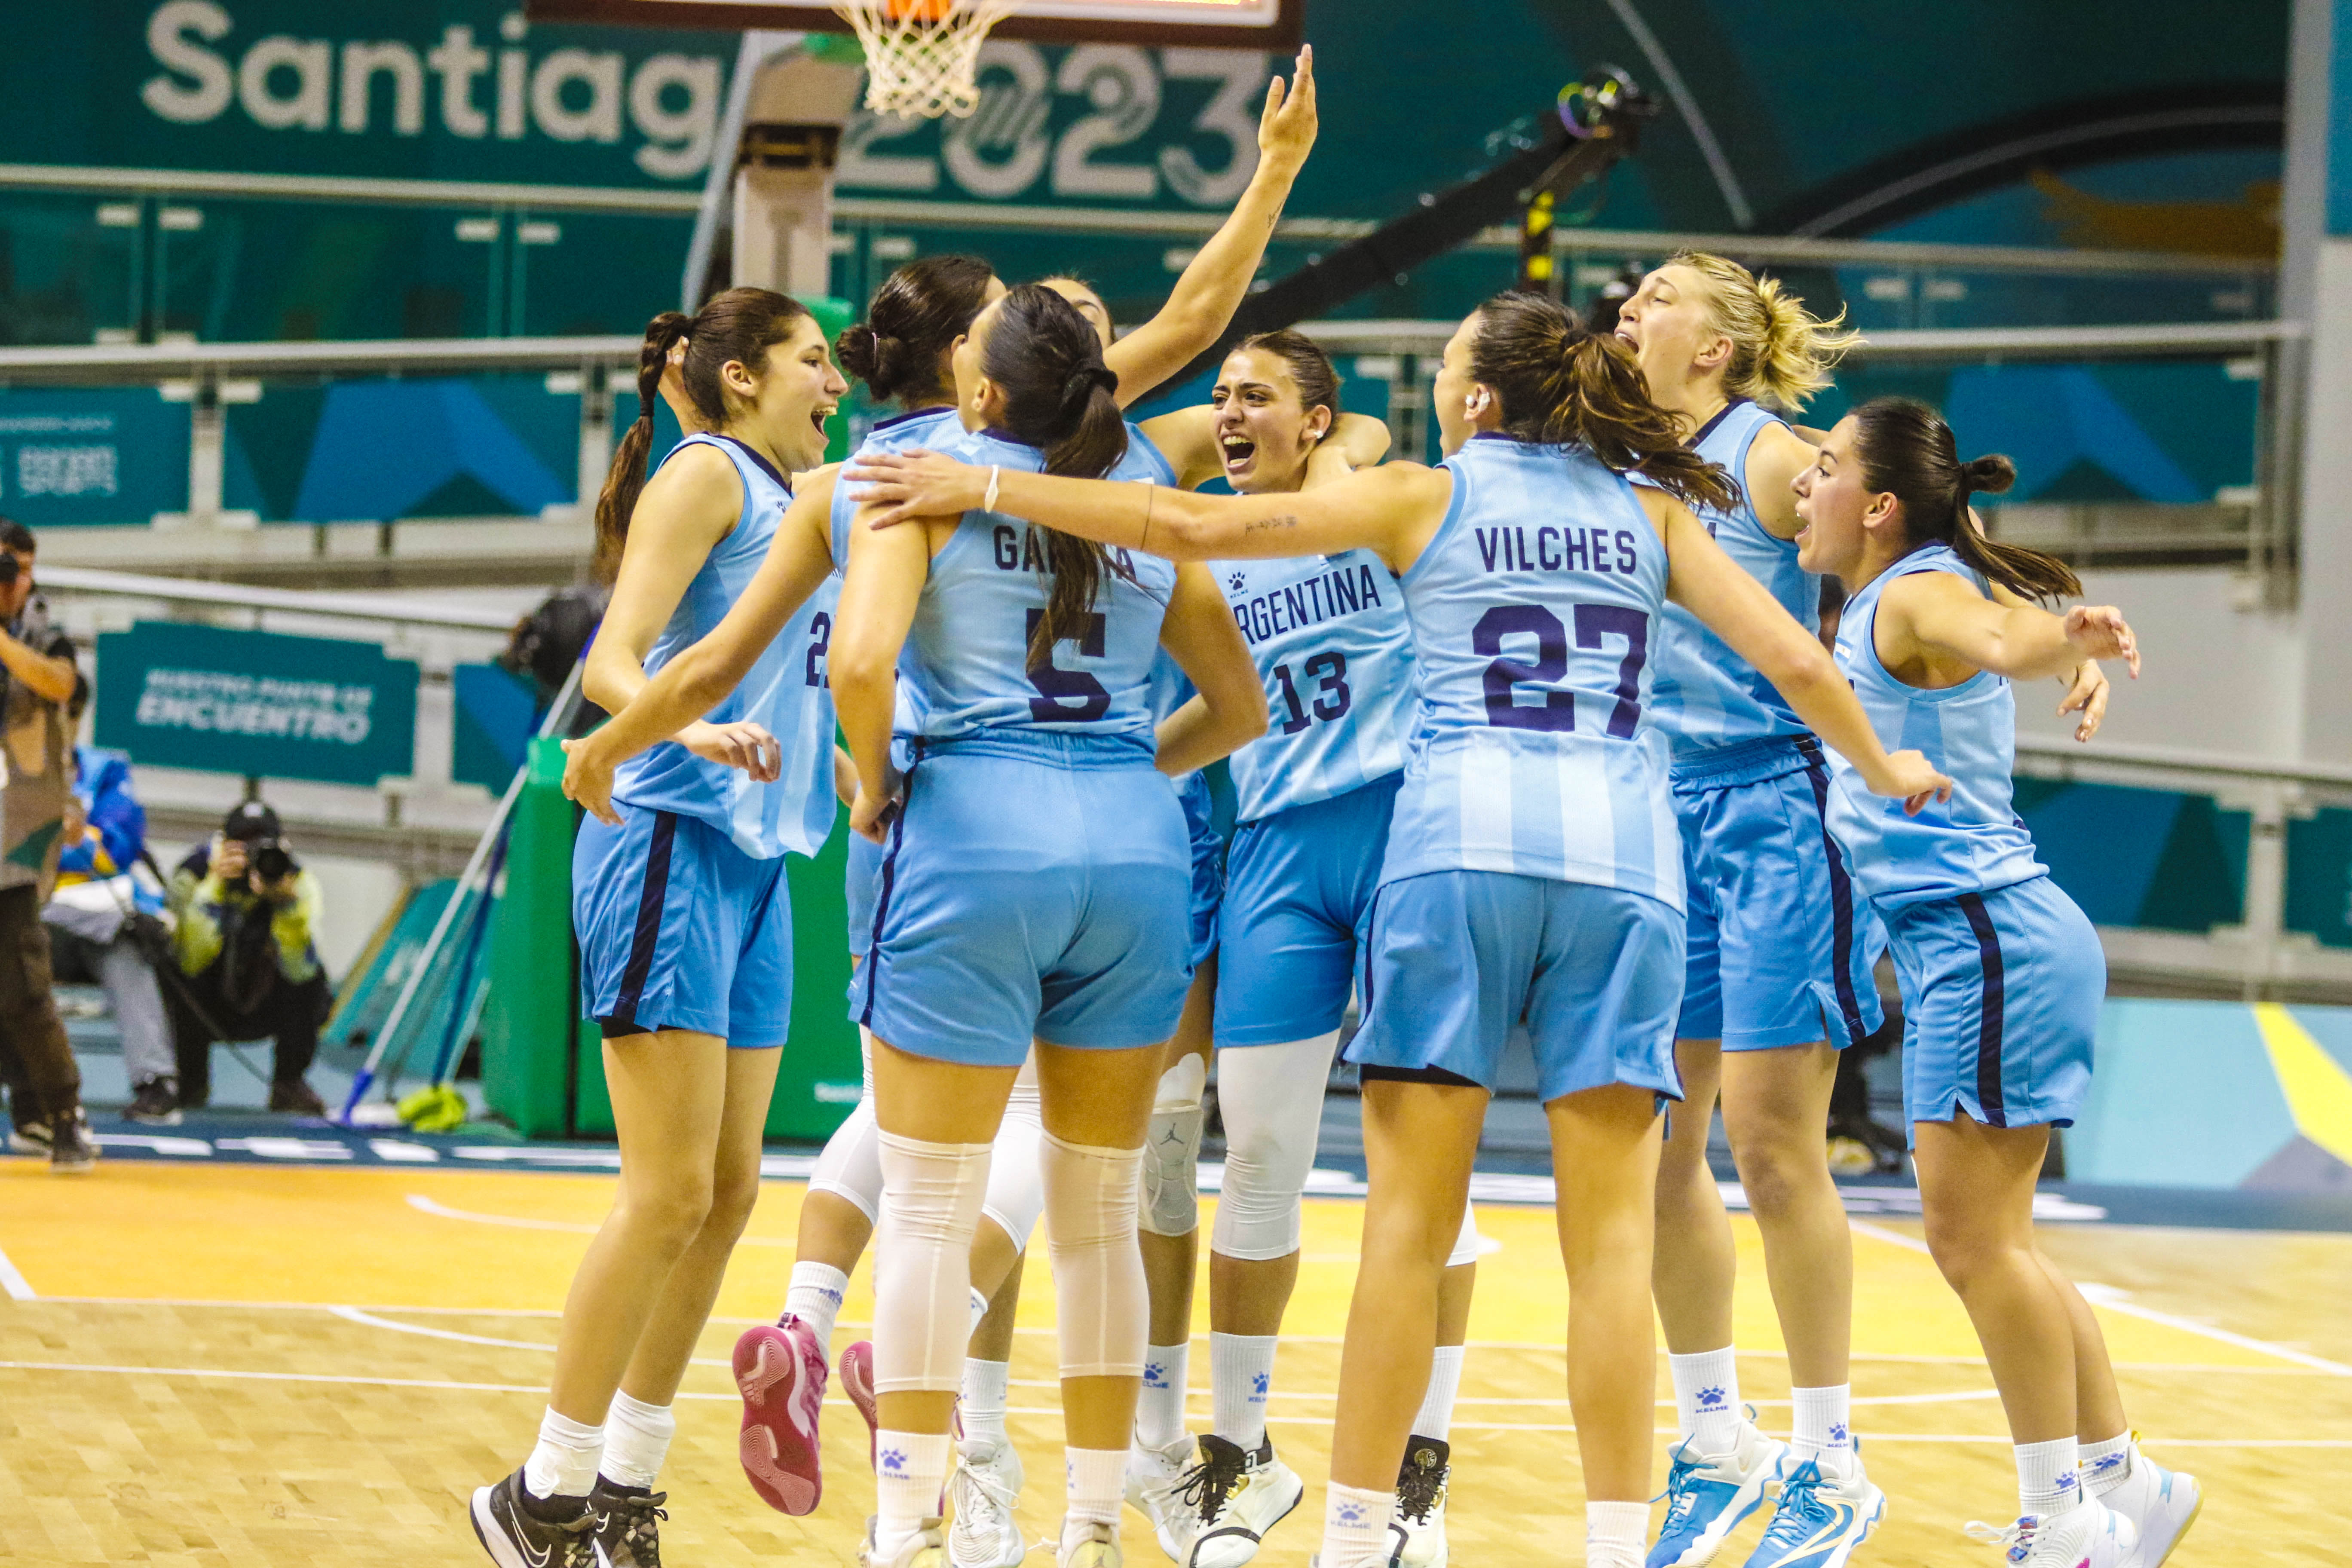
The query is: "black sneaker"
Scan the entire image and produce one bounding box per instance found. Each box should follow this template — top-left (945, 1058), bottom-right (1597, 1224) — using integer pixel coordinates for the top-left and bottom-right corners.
top-left (8, 1118), bottom-right (50, 1155)
top-left (49, 1109), bottom-right (98, 1174)
top-left (590, 1477), bottom-right (666, 1568)
top-left (469, 1467), bottom-right (601, 1568)
top-left (127, 1078), bottom-right (183, 1127)
top-left (269, 1078), bottom-right (328, 1116)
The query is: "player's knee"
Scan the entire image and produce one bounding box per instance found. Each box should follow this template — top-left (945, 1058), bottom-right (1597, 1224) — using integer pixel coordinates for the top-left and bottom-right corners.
top-left (703, 1159), bottom-right (764, 1239)
top-left (624, 1175), bottom-right (717, 1253)
top-left (1139, 1054), bottom-right (1206, 1238)
top-left (1210, 1158), bottom-right (1304, 1260)
top-left (1920, 1210), bottom-right (2004, 1292)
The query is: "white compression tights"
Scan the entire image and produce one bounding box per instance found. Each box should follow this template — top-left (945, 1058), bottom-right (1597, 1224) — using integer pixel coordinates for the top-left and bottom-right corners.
top-left (1041, 1129), bottom-right (1148, 1379)
top-left (807, 1032), bottom-right (885, 1222)
top-left (1214, 1033), bottom-right (1482, 1267)
top-left (872, 1130), bottom-right (993, 1395)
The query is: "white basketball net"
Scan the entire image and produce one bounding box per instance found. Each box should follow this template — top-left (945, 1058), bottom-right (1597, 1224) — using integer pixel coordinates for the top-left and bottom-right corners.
top-left (834, 0), bottom-right (1017, 119)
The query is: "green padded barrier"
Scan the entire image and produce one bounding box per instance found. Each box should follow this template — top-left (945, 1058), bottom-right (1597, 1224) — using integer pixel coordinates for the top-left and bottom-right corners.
top-left (481, 738), bottom-right (582, 1138)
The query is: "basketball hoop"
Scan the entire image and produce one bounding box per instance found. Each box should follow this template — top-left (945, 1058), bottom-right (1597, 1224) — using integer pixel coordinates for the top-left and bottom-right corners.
top-left (834, 0), bottom-right (1017, 119)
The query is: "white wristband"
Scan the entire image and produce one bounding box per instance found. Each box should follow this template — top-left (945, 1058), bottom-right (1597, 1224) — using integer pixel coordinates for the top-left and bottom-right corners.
top-left (983, 464), bottom-right (1001, 513)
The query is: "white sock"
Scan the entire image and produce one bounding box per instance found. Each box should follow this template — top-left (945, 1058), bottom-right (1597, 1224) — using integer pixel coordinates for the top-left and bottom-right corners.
top-left (1210, 1332), bottom-right (1278, 1450)
top-left (1586, 1499), bottom-right (1650, 1568)
top-left (1317, 1481), bottom-right (1395, 1568)
top-left (785, 1261), bottom-right (848, 1352)
top-left (600, 1391), bottom-right (675, 1489)
top-left (1668, 1346), bottom-right (1742, 1454)
top-left (1412, 1345), bottom-right (1464, 1443)
top-left (962, 1358), bottom-right (1011, 1445)
top-left (1791, 1384), bottom-right (1853, 1477)
top-left (2015, 1435), bottom-right (2084, 1517)
top-left (2080, 1431), bottom-right (2133, 1498)
top-left (875, 1429), bottom-right (954, 1557)
top-left (1138, 1341), bottom-right (1191, 1449)
top-left (523, 1406), bottom-right (603, 1501)
top-left (1065, 1445), bottom-right (1126, 1528)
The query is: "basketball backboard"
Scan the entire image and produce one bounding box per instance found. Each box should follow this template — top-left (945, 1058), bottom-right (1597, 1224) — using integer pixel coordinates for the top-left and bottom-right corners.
top-left (528, 0), bottom-right (1305, 49)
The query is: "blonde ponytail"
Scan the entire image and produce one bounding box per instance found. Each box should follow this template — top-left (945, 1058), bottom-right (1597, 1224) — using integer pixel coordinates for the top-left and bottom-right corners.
top-left (1669, 250), bottom-right (1862, 414)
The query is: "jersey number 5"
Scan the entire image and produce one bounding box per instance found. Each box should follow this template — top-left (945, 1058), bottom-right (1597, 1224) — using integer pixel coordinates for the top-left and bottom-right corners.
top-left (1474, 603), bottom-right (1647, 737)
top-left (1025, 609), bottom-right (1111, 722)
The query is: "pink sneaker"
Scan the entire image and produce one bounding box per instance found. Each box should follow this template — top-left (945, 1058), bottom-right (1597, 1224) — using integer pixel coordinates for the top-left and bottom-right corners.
top-left (735, 1314), bottom-right (829, 1515)
top-left (839, 1339), bottom-right (880, 1470)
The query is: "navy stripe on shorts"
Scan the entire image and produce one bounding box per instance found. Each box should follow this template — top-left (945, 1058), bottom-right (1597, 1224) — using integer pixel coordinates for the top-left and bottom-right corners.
top-left (607, 809), bottom-right (680, 1035)
top-left (1955, 891), bottom-right (2008, 1126)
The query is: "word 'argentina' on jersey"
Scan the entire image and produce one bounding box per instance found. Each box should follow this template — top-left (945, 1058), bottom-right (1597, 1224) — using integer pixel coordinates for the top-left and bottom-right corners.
top-left (1228, 557), bottom-right (1390, 646)
top-left (1476, 522), bottom-right (1642, 576)
top-left (990, 521), bottom-right (1145, 582)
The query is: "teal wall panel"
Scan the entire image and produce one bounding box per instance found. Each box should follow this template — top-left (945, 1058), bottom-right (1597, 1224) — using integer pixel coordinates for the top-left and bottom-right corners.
top-left (2069, 999), bottom-right (2296, 1188)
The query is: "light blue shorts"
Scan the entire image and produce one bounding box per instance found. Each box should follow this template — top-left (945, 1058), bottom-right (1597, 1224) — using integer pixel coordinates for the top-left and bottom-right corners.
top-left (853, 734), bottom-right (1194, 1067)
top-left (1178, 770), bottom-right (1226, 971)
top-left (574, 802), bottom-right (792, 1047)
top-left (1215, 773), bottom-right (1400, 1048)
top-left (1886, 874), bottom-right (2100, 1134)
top-left (1347, 870), bottom-right (1684, 1104)
top-left (1673, 735), bottom-right (1886, 1050)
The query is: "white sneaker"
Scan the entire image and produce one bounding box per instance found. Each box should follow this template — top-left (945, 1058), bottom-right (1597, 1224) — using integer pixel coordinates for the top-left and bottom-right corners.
top-left (1125, 1434), bottom-right (1198, 1562)
top-left (1966, 1501), bottom-right (2138, 1568)
top-left (1388, 1434), bottom-right (1451, 1568)
top-left (2093, 1442), bottom-right (2201, 1568)
top-left (948, 1438), bottom-right (1028, 1568)
top-left (1183, 1435), bottom-right (1304, 1568)
top-left (862, 1516), bottom-right (949, 1568)
top-left (1060, 1519), bottom-right (1123, 1568)
top-left (1739, 1449), bottom-right (1885, 1568)
top-left (1649, 1421), bottom-right (1790, 1568)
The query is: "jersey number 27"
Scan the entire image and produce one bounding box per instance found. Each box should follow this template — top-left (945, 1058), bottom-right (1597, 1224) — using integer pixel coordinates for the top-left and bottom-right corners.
top-left (1475, 603), bottom-right (1646, 737)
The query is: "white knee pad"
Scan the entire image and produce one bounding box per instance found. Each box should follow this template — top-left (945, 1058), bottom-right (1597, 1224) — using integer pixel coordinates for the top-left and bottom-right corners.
top-left (1041, 1129), bottom-right (1147, 1379)
top-left (1447, 1194), bottom-right (1481, 1269)
top-left (808, 1091), bottom-right (884, 1222)
top-left (1139, 1053), bottom-right (1207, 1238)
top-left (872, 1131), bottom-right (993, 1394)
top-left (1209, 1032), bottom-right (1340, 1262)
top-left (980, 1061), bottom-right (1046, 1252)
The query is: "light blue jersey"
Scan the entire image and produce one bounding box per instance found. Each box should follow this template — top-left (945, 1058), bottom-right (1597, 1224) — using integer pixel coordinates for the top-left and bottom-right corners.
top-left (1648, 400), bottom-right (1819, 757)
top-left (899, 427), bottom-right (1179, 749)
top-left (834, 406), bottom-right (965, 737)
top-left (1825, 543), bottom-right (2047, 908)
top-left (1380, 435), bottom-right (1682, 910)
top-left (612, 433), bottom-right (836, 859)
top-left (1214, 551), bottom-right (1415, 824)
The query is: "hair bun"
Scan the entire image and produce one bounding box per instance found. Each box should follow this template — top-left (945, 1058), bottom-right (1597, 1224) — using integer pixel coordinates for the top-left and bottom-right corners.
top-left (1063, 362), bottom-right (1119, 407)
top-left (1960, 452), bottom-right (2017, 496)
top-left (836, 323), bottom-right (885, 384)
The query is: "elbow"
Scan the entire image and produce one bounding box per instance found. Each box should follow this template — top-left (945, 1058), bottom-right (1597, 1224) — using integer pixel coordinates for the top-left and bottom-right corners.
top-left (581, 649), bottom-right (628, 713)
top-left (1159, 509), bottom-right (1219, 561)
top-left (829, 647), bottom-right (892, 707)
top-left (1234, 692), bottom-right (1270, 744)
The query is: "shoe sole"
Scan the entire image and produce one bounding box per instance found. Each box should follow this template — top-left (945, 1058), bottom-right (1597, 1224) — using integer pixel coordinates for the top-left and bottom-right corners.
top-left (946, 1522), bottom-right (1029, 1568)
top-left (735, 1325), bottom-right (822, 1515)
top-left (469, 1484), bottom-right (529, 1568)
top-left (840, 1342), bottom-right (880, 1470)
top-left (50, 1158), bottom-right (96, 1174)
top-left (2137, 1489), bottom-right (2203, 1568)
top-left (1187, 1470), bottom-right (1304, 1568)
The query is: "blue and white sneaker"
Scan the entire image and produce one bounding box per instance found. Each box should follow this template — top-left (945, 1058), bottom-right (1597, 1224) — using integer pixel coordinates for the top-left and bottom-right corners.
top-left (2094, 1441), bottom-right (2200, 1568)
top-left (1648, 1422), bottom-right (1788, 1568)
top-left (1737, 1455), bottom-right (1886, 1568)
top-left (1965, 1501), bottom-right (2135, 1568)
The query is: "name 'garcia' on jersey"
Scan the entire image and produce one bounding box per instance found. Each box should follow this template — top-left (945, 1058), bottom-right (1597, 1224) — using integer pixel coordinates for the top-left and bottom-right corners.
top-left (1226, 559), bottom-right (1390, 646)
top-left (990, 522), bottom-right (1143, 583)
top-left (1476, 524), bottom-right (1641, 576)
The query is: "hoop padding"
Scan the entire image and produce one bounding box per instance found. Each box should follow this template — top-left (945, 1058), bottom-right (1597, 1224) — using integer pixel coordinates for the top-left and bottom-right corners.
top-left (836, 0), bottom-right (1017, 119)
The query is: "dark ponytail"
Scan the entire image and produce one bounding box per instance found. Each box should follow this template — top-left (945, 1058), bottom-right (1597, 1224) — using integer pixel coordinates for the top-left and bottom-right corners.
top-left (838, 254), bottom-right (995, 407)
top-left (1469, 291), bottom-right (1738, 514)
top-left (593, 288), bottom-right (813, 583)
top-left (1848, 397), bottom-right (2079, 603)
top-left (979, 284), bottom-right (1134, 663)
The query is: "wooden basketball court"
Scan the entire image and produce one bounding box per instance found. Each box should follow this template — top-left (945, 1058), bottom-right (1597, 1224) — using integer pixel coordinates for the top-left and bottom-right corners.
top-left (2, 1158), bottom-right (2343, 1565)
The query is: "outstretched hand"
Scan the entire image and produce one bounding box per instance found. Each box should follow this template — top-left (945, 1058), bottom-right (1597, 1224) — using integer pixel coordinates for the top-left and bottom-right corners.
top-left (2062, 605), bottom-right (2140, 678)
top-left (847, 448), bottom-right (991, 530)
top-left (1256, 46), bottom-right (1318, 176)
top-left (2057, 660), bottom-right (2110, 743)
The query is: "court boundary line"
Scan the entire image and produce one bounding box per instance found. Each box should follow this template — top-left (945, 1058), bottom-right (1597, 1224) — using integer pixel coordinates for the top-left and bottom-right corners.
top-left (0, 1243), bottom-right (32, 1302)
top-left (1850, 1218), bottom-right (2352, 1376)
top-left (404, 1192), bottom-right (795, 1246)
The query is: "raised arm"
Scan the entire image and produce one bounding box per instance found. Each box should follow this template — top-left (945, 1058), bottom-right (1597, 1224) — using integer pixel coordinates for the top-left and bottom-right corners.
top-left (832, 499), bottom-right (943, 842)
top-left (1105, 48), bottom-right (1318, 404)
top-left (562, 470), bottom-right (842, 821)
top-left (1153, 562), bottom-right (1268, 776)
top-left (1882, 570), bottom-right (2139, 686)
top-left (1657, 493), bottom-right (1951, 810)
top-left (849, 447), bottom-right (1450, 572)
top-left (1986, 574), bottom-right (2115, 742)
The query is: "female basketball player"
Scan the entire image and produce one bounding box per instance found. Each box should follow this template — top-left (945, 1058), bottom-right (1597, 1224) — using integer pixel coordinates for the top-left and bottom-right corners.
top-left (829, 282), bottom-right (1265, 1568)
top-left (1792, 399), bottom-right (2199, 1568)
top-left (470, 288), bottom-right (848, 1568)
top-left (1105, 332), bottom-right (1479, 1568)
top-left (847, 291), bottom-right (1950, 1568)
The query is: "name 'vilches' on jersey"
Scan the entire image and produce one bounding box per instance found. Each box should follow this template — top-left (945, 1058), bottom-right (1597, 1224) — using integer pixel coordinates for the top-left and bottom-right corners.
top-left (1473, 523), bottom-right (1643, 576)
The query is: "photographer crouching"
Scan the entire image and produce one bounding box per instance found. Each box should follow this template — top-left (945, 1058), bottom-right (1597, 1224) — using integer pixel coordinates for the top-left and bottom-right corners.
top-left (166, 801), bottom-right (331, 1116)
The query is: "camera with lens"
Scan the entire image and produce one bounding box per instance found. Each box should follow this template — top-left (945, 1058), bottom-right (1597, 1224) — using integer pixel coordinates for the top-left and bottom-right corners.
top-left (249, 838), bottom-right (300, 884)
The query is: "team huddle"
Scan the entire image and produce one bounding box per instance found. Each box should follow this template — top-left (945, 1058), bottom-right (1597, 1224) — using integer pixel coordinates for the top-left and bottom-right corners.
top-left (461, 51), bottom-right (2201, 1568)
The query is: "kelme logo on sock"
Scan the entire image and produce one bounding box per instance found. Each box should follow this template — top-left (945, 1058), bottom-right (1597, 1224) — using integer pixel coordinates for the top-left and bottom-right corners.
top-left (1251, 1372), bottom-right (1270, 1399)
top-left (1829, 1422), bottom-right (1849, 1444)
top-left (1336, 1502), bottom-right (1367, 1526)
top-left (880, 1448), bottom-right (906, 1474)
top-left (1697, 1387), bottom-right (1727, 1409)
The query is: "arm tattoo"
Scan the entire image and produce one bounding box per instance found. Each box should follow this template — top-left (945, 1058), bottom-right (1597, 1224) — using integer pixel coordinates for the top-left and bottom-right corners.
top-left (1243, 514), bottom-right (1300, 535)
